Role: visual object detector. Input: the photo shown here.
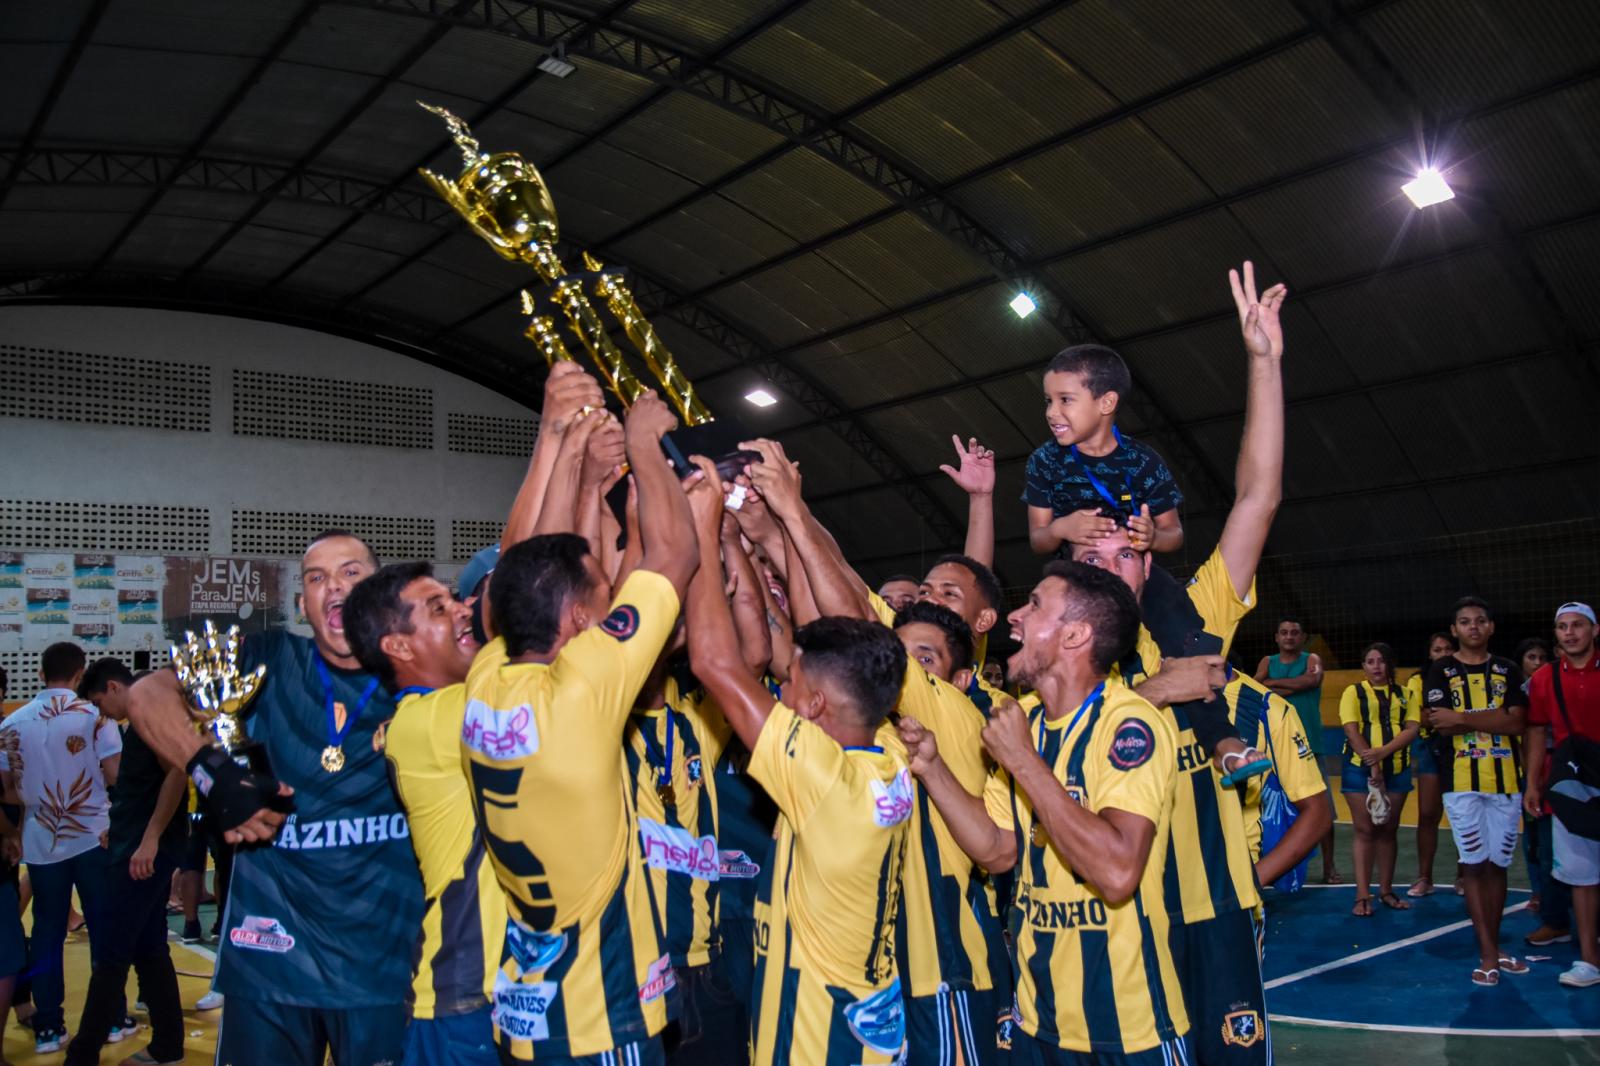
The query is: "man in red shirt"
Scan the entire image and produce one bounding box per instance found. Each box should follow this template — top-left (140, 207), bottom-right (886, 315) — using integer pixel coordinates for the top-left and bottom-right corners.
top-left (1524, 602), bottom-right (1600, 988)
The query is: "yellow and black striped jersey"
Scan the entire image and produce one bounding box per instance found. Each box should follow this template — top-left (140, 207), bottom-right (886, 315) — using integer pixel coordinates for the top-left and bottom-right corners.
top-left (1238, 688), bottom-right (1328, 862)
top-left (1339, 681), bottom-right (1418, 777)
top-left (1423, 655), bottom-right (1526, 795)
top-left (894, 659), bottom-right (999, 999)
top-left (1404, 671), bottom-right (1433, 739)
top-left (1121, 547), bottom-right (1263, 924)
top-left (624, 677), bottom-right (731, 968)
top-left (462, 570), bottom-right (679, 1061)
top-left (749, 701), bottom-right (914, 1065)
top-left (384, 684), bottom-right (507, 1019)
top-left (983, 679), bottom-right (1186, 1054)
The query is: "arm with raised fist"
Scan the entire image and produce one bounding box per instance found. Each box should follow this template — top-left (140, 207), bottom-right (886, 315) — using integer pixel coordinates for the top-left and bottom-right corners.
top-left (500, 361), bottom-right (606, 554)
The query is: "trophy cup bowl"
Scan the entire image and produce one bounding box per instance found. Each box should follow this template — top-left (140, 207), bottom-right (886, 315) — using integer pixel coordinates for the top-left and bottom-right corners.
top-left (171, 620), bottom-right (271, 775)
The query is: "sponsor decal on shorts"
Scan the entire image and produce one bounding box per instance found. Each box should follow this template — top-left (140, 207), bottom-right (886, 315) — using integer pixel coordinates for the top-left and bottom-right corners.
top-left (1109, 719), bottom-right (1155, 770)
top-left (190, 765), bottom-right (214, 796)
top-left (504, 922), bottom-right (568, 976)
top-left (1221, 1008), bottom-right (1263, 1047)
top-left (493, 971), bottom-right (557, 1042)
top-left (230, 915), bottom-right (295, 953)
top-left (844, 977), bottom-right (906, 1055)
top-left (639, 954), bottom-right (677, 1003)
top-left (462, 699), bottom-right (539, 761)
top-left (869, 768), bottom-right (915, 827)
top-left (600, 605), bottom-right (640, 641)
top-left (639, 817), bottom-right (719, 881)
top-left (718, 849), bottom-right (760, 880)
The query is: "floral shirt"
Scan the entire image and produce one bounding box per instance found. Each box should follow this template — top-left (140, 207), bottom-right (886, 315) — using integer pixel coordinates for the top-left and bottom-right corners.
top-left (0, 687), bottom-right (122, 864)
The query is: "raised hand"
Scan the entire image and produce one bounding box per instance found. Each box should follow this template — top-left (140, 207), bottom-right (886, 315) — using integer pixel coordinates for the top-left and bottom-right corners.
top-left (739, 438), bottom-right (805, 523)
top-left (1126, 504), bottom-right (1155, 552)
top-left (542, 360), bottom-right (604, 435)
top-left (939, 435), bottom-right (996, 496)
top-left (581, 412), bottom-right (625, 486)
top-left (1051, 508), bottom-right (1117, 547)
top-left (898, 715), bottom-right (942, 778)
top-left (1228, 260), bottom-right (1288, 360)
top-left (981, 698), bottom-right (1037, 776)
top-left (625, 389), bottom-right (678, 445)
top-left (684, 456), bottom-right (726, 545)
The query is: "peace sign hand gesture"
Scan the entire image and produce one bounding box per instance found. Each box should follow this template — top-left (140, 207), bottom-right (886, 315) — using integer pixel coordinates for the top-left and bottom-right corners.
top-left (1228, 260), bottom-right (1287, 360)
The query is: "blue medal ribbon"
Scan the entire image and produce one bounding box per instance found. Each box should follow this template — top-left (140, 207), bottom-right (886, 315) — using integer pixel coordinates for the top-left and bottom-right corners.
top-left (1035, 681), bottom-right (1105, 758)
top-left (313, 652), bottom-right (380, 758)
top-left (395, 685), bottom-right (434, 701)
top-left (639, 708), bottom-right (677, 795)
top-left (1068, 426), bottom-right (1131, 513)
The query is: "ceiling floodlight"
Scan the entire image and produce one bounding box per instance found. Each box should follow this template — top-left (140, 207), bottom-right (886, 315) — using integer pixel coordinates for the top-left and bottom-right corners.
top-left (1401, 168), bottom-right (1454, 208)
top-left (538, 44), bottom-right (576, 78)
top-left (1009, 291), bottom-right (1037, 318)
top-left (745, 388), bottom-right (778, 408)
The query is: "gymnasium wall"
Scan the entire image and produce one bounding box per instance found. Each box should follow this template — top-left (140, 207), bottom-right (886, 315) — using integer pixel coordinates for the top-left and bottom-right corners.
top-left (0, 304), bottom-right (537, 700)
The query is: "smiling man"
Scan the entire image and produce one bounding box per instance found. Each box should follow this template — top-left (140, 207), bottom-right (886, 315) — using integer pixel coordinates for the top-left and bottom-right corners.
top-left (129, 530), bottom-right (423, 1065)
top-left (345, 561), bottom-right (504, 1064)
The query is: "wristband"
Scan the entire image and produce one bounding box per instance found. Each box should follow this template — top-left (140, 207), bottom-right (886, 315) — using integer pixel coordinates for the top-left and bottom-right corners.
top-left (186, 746), bottom-right (292, 832)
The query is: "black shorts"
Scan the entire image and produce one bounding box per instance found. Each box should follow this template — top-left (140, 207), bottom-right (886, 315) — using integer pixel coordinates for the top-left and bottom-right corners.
top-left (905, 985), bottom-right (996, 1066)
top-left (1167, 909), bottom-right (1269, 1066)
top-left (182, 812), bottom-right (219, 873)
top-left (1011, 1028), bottom-right (1194, 1066)
top-left (215, 998), bottom-right (407, 1066)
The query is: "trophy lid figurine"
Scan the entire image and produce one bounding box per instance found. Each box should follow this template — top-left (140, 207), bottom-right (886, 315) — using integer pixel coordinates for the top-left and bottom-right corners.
top-left (170, 619), bottom-right (270, 773)
top-left (418, 101), bottom-right (754, 479)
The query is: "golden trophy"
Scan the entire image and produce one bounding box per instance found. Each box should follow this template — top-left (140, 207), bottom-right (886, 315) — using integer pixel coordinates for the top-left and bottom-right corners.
top-left (418, 102), bottom-right (753, 476)
top-left (171, 620), bottom-right (269, 772)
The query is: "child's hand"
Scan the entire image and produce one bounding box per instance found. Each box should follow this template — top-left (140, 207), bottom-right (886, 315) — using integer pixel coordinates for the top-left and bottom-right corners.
top-left (1052, 508), bottom-right (1117, 546)
top-left (1126, 504), bottom-right (1154, 551)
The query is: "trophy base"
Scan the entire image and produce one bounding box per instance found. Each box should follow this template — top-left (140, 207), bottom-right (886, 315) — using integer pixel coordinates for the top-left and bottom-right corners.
top-left (223, 740), bottom-right (273, 777)
top-left (661, 417), bottom-right (758, 481)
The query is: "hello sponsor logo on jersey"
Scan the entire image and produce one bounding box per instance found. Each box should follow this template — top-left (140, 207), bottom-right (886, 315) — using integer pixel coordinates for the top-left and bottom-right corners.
top-left (869, 767), bottom-right (915, 827)
top-left (638, 817), bottom-right (720, 881)
top-left (230, 915), bottom-right (296, 954)
top-left (493, 970), bottom-right (557, 1042)
top-left (273, 812), bottom-right (410, 850)
top-left (462, 698), bottom-right (539, 762)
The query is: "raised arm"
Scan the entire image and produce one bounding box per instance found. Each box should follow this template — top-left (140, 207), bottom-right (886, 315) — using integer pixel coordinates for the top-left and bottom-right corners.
top-left (941, 435), bottom-right (996, 568)
top-left (627, 392), bottom-right (699, 599)
top-left (898, 716), bottom-right (1016, 872)
top-left (722, 514), bottom-right (774, 678)
top-left (577, 416), bottom-right (625, 559)
top-left (1217, 261), bottom-right (1287, 601)
top-left (499, 361), bottom-right (605, 554)
top-left (683, 459), bottom-right (777, 751)
top-left (531, 411), bottom-right (604, 538)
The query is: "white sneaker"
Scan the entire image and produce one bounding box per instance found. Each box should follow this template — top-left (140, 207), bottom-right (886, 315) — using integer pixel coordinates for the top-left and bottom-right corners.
top-left (1559, 960), bottom-right (1600, 988)
top-left (196, 991), bottom-right (225, 1011)
top-left (107, 1014), bottom-right (140, 1042)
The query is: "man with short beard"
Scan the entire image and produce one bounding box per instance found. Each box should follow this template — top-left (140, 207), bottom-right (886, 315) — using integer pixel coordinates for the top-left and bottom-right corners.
top-left (129, 529), bottom-right (421, 1065)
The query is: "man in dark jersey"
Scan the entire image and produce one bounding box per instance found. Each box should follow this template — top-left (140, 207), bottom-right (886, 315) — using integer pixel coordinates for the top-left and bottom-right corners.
top-left (129, 530), bottom-right (423, 1065)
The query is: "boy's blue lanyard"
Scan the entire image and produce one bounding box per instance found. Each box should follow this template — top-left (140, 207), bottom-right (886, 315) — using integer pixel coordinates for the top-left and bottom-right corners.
top-left (312, 652), bottom-right (380, 773)
top-left (1069, 426), bottom-right (1128, 512)
top-left (395, 685), bottom-right (434, 701)
top-left (640, 708), bottom-right (676, 803)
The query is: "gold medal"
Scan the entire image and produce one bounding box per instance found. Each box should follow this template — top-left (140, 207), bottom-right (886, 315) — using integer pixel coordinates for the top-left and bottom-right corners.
top-left (657, 781), bottom-right (676, 807)
top-left (321, 745), bottom-right (346, 773)
top-left (1030, 822), bottom-right (1047, 848)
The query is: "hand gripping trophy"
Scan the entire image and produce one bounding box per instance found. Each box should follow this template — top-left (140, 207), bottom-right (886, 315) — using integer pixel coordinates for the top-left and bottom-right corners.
top-left (417, 101), bottom-right (753, 477)
top-left (170, 620), bottom-right (270, 773)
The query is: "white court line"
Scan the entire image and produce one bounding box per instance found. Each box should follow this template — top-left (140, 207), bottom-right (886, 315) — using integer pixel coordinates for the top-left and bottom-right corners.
top-left (1264, 902), bottom-right (1521, 990)
top-left (173, 935), bottom-right (217, 963)
top-left (1270, 1014), bottom-right (1600, 1038)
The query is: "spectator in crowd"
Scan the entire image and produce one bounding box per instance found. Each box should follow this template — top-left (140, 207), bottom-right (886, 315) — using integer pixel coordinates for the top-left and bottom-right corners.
top-left (1256, 617), bottom-right (1332, 882)
top-left (0, 665), bottom-right (21, 1066)
top-left (876, 575), bottom-right (920, 614)
top-left (1425, 597), bottom-right (1528, 986)
top-left (0, 642), bottom-right (124, 1053)
top-left (1514, 638), bottom-right (1554, 921)
top-left (1524, 603), bottom-right (1600, 988)
top-left (67, 661), bottom-right (187, 1066)
top-left (1406, 632), bottom-right (1456, 897)
top-left (979, 659), bottom-right (1005, 692)
top-left (1340, 642), bottom-right (1420, 916)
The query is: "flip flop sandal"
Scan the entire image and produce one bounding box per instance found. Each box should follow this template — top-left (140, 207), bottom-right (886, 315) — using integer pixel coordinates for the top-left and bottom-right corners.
top-left (1497, 956), bottom-right (1529, 975)
top-left (1352, 896), bottom-right (1374, 917)
top-left (1379, 892), bottom-right (1411, 910)
top-left (1218, 749), bottom-right (1273, 789)
top-left (1471, 967), bottom-right (1499, 987)
top-left (1406, 878), bottom-right (1434, 897)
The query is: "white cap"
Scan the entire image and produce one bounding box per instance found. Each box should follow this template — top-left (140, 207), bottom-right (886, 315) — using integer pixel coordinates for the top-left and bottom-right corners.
top-left (1555, 601), bottom-right (1596, 625)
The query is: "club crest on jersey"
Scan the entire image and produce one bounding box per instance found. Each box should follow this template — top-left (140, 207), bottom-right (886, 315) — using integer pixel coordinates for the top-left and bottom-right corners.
top-left (504, 922), bottom-right (567, 975)
top-left (844, 977), bottom-right (906, 1056)
top-left (230, 915), bottom-right (295, 954)
top-left (1109, 719), bottom-right (1155, 770)
top-left (1222, 1009), bottom-right (1263, 1047)
top-left (685, 754), bottom-right (703, 785)
top-left (639, 954), bottom-right (677, 1004)
top-left (869, 768), bottom-right (915, 827)
top-left (600, 604), bottom-right (640, 641)
top-left (1293, 731), bottom-right (1311, 759)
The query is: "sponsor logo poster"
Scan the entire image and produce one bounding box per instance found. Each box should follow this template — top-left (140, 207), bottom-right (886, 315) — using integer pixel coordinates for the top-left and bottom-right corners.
top-left (26, 586), bottom-right (71, 626)
top-left (0, 553), bottom-right (21, 588)
top-left (166, 556), bottom-right (274, 626)
top-left (118, 587), bottom-right (161, 626)
top-left (74, 554), bottom-right (115, 589)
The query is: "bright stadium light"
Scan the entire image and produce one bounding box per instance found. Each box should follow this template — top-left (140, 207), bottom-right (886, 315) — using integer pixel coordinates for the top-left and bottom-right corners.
top-left (745, 388), bottom-right (778, 408)
top-left (1009, 291), bottom-right (1037, 318)
top-left (538, 44), bottom-right (576, 78)
top-left (1402, 168), bottom-right (1454, 208)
